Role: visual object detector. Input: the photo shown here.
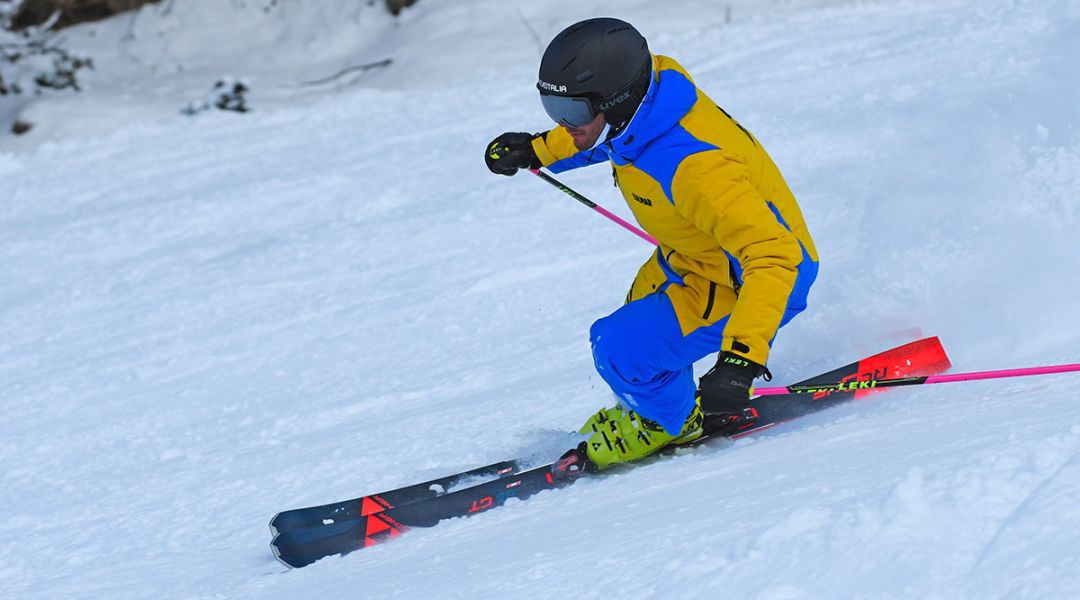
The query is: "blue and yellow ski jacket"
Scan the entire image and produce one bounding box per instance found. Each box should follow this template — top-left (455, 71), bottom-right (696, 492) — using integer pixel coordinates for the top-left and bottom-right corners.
top-left (531, 54), bottom-right (819, 366)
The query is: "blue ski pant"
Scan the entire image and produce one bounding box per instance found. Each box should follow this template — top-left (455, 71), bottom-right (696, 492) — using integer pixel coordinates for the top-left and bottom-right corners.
top-left (589, 257), bottom-right (818, 435)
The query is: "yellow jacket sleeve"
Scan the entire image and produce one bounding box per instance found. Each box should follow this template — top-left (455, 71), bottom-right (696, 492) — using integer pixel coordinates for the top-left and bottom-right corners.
top-left (671, 150), bottom-right (803, 365)
top-left (531, 127), bottom-right (579, 166)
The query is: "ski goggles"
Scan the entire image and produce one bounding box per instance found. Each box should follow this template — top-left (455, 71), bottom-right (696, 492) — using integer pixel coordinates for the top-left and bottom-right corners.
top-left (538, 92), bottom-right (598, 128)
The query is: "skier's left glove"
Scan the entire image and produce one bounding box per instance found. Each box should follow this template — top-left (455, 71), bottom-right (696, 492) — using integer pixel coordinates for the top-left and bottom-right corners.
top-left (485, 132), bottom-right (541, 176)
top-left (698, 352), bottom-right (769, 416)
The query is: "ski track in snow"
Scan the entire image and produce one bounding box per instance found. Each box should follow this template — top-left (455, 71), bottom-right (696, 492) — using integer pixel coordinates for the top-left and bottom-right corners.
top-left (1, 0), bottom-right (1079, 598)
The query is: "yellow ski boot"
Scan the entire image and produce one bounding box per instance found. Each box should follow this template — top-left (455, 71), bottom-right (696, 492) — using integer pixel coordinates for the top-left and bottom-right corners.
top-left (580, 399), bottom-right (705, 471)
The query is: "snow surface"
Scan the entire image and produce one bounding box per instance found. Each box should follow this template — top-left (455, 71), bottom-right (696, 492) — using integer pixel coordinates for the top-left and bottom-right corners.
top-left (2, 0), bottom-right (1080, 598)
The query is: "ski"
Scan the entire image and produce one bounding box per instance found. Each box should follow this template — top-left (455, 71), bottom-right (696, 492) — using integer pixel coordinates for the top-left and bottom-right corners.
top-left (733, 336), bottom-right (951, 438)
top-left (269, 459), bottom-right (522, 535)
top-left (271, 411), bottom-right (757, 569)
top-left (271, 336), bottom-right (951, 568)
top-left (271, 463), bottom-right (561, 568)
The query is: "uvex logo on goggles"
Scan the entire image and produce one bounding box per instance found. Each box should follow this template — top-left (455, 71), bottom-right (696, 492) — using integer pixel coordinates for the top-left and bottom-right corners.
top-left (600, 90), bottom-right (631, 111)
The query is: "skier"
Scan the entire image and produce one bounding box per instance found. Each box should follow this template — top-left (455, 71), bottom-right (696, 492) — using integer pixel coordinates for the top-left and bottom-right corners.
top-left (485, 18), bottom-right (819, 470)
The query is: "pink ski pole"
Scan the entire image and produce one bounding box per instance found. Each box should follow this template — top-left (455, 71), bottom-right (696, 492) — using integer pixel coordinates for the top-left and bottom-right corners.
top-left (751, 363), bottom-right (1080, 397)
top-left (527, 169), bottom-right (1080, 398)
top-left (529, 168), bottom-right (658, 245)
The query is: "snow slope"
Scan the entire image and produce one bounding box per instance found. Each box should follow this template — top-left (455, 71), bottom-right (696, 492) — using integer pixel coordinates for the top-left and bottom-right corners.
top-left (2, 0), bottom-right (1079, 598)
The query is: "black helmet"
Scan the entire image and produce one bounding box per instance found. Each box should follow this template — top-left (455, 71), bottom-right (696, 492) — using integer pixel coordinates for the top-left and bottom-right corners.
top-left (537, 17), bottom-right (651, 131)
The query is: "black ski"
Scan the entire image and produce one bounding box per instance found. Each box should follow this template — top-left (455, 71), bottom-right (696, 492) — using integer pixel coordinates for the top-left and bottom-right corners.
top-left (271, 337), bottom-right (951, 568)
top-left (269, 459), bottom-right (522, 535)
top-left (271, 412), bottom-right (754, 569)
top-left (272, 463), bottom-right (560, 568)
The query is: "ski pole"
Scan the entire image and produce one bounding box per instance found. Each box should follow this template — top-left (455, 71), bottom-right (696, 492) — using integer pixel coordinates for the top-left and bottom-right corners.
top-left (751, 363), bottom-right (1080, 397)
top-left (529, 168), bottom-right (658, 245)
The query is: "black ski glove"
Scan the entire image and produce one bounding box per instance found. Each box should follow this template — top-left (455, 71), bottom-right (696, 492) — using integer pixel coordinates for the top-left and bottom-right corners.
top-left (698, 352), bottom-right (769, 416)
top-left (485, 132), bottom-right (541, 176)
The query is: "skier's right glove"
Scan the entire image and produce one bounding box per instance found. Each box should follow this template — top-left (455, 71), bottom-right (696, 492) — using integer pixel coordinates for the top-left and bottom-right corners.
top-left (485, 132), bottom-right (541, 176)
top-left (698, 352), bottom-right (768, 416)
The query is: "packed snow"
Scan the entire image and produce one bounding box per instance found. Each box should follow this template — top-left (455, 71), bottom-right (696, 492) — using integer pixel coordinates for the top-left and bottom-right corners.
top-left (1, 0), bottom-right (1079, 598)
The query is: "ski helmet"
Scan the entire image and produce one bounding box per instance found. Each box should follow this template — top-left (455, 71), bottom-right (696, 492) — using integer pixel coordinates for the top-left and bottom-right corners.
top-left (537, 17), bottom-right (651, 131)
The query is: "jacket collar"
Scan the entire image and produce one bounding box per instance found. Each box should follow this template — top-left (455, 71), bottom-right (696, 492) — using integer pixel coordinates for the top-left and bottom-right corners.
top-left (600, 55), bottom-right (697, 163)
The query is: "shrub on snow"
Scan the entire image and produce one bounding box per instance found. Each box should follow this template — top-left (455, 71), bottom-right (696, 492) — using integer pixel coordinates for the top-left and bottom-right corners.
top-left (182, 77), bottom-right (251, 116)
top-left (1, 1), bottom-right (92, 97)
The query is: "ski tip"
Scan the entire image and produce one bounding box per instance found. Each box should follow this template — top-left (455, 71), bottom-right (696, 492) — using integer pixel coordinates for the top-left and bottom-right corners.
top-left (908, 336), bottom-right (952, 375)
top-left (870, 336), bottom-right (952, 376)
top-left (270, 540), bottom-right (295, 569)
top-left (849, 336), bottom-right (951, 400)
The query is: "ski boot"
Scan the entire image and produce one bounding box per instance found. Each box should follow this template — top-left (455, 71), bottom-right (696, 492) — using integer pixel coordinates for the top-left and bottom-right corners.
top-left (577, 399), bottom-right (706, 472)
